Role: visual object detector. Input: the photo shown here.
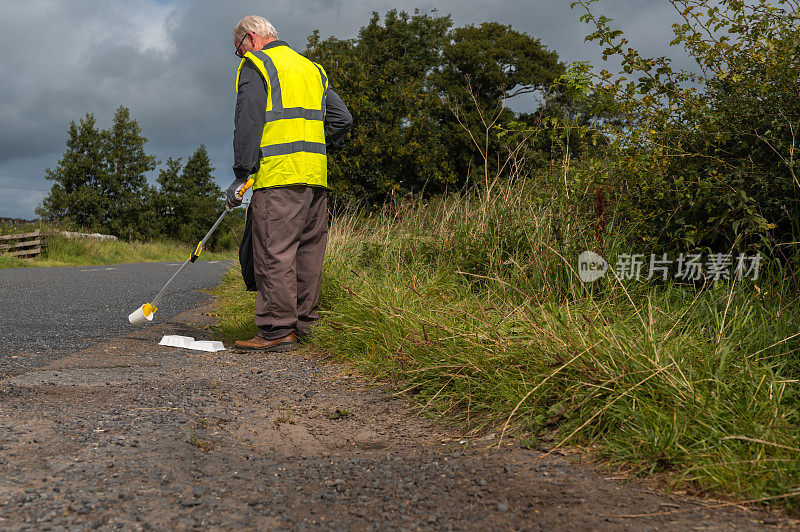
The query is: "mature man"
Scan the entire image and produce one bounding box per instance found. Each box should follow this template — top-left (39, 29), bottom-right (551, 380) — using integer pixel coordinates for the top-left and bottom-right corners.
top-left (227, 15), bottom-right (352, 352)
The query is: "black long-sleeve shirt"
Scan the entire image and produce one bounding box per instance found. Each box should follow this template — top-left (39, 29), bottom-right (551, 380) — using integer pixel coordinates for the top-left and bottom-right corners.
top-left (233, 43), bottom-right (353, 180)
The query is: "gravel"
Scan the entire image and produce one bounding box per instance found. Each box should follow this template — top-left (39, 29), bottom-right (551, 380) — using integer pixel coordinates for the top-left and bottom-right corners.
top-left (0, 300), bottom-right (792, 530)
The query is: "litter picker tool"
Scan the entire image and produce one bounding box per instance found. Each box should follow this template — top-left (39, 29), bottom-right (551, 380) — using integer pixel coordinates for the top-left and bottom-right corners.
top-left (128, 177), bottom-right (254, 325)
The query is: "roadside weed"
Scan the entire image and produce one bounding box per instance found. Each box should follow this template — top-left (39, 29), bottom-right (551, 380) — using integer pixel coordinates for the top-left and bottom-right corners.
top-left (212, 180), bottom-right (800, 508)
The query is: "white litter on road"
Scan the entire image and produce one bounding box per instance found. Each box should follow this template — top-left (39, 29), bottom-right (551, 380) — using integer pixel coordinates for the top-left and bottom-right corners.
top-left (159, 335), bottom-right (226, 352)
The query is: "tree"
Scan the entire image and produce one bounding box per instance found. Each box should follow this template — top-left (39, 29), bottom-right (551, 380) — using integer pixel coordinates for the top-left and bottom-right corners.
top-left (36, 114), bottom-right (107, 231)
top-left (101, 106), bottom-right (159, 239)
top-left (38, 106), bottom-right (159, 240)
top-left (305, 10), bottom-right (566, 205)
top-left (438, 22), bottom-right (565, 190)
top-left (437, 22), bottom-right (564, 106)
top-left (307, 10), bottom-right (456, 205)
top-left (157, 145), bottom-right (223, 244)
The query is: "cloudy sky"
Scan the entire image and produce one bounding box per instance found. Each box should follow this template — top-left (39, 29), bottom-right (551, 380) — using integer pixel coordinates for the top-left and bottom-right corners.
top-left (0, 0), bottom-right (689, 219)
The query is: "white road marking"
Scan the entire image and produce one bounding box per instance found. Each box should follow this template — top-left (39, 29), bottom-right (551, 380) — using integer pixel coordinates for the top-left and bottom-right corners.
top-left (208, 261), bottom-right (220, 264)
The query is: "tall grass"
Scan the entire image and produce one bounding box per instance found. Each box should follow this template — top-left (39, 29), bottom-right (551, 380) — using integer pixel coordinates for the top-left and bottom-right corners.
top-left (318, 179), bottom-right (800, 507)
top-left (212, 177), bottom-right (800, 508)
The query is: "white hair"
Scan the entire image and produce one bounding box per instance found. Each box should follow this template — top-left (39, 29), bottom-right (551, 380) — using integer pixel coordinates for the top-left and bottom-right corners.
top-left (234, 15), bottom-right (278, 41)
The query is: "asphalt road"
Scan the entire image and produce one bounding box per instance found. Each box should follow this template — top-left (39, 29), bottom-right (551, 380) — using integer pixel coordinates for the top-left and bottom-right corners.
top-left (0, 260), bottom-right (232, 375)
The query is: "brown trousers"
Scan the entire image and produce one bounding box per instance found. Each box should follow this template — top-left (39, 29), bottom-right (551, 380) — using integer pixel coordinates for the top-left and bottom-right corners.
top-left (250, 185), bottom-right (327, 340)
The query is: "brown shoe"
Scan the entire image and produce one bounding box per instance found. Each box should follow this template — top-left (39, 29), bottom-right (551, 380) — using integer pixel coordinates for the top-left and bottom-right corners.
top-left (234, 332), bottom-right (297, 352)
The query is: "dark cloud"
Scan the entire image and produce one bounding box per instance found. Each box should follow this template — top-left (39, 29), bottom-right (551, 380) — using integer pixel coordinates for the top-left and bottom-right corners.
top-left (0, 0), bottom-right (689, 219)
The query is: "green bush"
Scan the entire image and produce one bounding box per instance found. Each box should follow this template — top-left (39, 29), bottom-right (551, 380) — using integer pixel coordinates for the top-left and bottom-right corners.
top-left (572, 0), bottom-right (800, 260)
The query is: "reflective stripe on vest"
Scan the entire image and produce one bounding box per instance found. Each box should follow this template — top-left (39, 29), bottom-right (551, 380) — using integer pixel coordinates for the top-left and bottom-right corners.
top-left (236, 45), bottom-right (329, 190)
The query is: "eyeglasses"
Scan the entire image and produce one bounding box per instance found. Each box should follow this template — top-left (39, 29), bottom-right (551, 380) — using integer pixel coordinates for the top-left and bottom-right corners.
top-left (235, 32), bottom-right (250, 58)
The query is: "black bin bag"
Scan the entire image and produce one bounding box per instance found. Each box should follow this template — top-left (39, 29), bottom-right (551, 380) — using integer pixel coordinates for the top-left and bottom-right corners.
top-left (239, 205), bottom-right (257, 292)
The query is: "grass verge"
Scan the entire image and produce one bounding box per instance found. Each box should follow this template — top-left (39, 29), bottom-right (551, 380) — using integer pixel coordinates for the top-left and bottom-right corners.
top-left (211, 181), bottom-right (800, 511)
top-left (0, 225), bottom-right (235, 268)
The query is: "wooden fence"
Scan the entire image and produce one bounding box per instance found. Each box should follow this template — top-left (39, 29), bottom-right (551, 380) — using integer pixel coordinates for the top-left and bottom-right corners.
top-left (0, 230), bottom-right (45, 258)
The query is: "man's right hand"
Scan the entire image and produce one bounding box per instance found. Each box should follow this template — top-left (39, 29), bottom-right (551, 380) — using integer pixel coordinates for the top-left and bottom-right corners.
top-left (226, 178), bottom-right (246, 209)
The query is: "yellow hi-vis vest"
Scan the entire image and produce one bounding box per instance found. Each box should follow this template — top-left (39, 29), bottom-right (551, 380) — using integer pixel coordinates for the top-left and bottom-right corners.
top-left (236, 44), bottom-right (329, 190)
